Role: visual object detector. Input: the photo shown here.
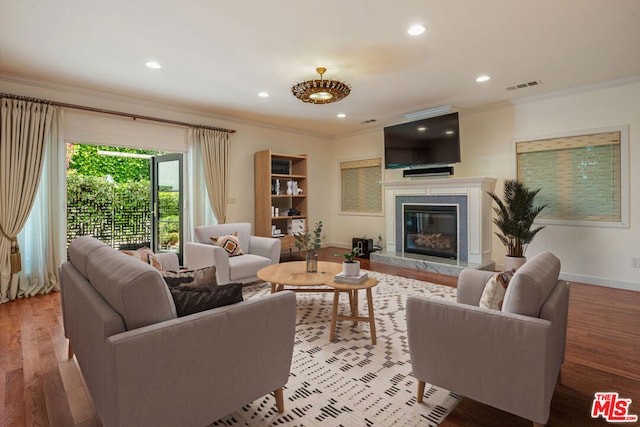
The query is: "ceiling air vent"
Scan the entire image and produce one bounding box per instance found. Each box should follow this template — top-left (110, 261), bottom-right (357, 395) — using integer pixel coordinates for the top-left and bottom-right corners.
top-left (360, 119), bottom-right (377, 124)
top-left (506, 80), bottom-right (543, 91)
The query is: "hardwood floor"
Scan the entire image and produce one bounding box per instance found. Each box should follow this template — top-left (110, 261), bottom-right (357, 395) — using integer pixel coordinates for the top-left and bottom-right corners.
top-left (1, 247), bottom-right (638, 426)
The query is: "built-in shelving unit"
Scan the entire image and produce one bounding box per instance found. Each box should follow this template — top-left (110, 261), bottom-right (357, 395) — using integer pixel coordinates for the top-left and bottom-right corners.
top-left (254, 150), bottom-right (308, 251)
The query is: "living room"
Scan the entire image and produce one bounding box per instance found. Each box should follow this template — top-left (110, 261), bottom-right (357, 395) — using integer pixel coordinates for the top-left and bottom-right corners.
top-left (1, 1), bottom-right (639, 426)
top-left (3, 71), bottom-right (638, 290)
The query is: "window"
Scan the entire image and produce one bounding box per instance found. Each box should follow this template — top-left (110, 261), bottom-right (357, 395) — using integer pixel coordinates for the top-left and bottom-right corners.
top-left (340, 158), bottom-right (382, 214)
top-left (516, 127), bottom-right (628, 227)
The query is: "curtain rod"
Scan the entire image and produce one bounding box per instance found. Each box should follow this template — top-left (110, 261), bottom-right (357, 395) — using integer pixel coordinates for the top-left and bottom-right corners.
top-left (0, 92), bottom-right (236, 134)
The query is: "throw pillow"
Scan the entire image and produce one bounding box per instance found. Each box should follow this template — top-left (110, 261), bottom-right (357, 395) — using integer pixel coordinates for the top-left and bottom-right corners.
top-left (161, 265), bottom-right (217, 288)
top-left (169, 283), bottom-right (243, 317)
top-left (479, 269), bottom-right (515, 310)
top-left (148, 254), bottom-right (163, 271)
top-left (210, 232), bottom-right (244, 257)
top-left (122, 247), bottom-right (164, 270)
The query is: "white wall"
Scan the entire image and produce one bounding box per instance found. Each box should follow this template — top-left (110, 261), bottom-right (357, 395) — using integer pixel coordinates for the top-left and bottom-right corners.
top-left (330, 80), bottom-right (640, 290)
top-left (327, 131), bottom-right (386, 248)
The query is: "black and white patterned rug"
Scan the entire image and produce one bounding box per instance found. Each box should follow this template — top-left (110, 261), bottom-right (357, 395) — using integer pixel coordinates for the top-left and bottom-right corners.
top-left (211, 271), bottom-right (461, 426)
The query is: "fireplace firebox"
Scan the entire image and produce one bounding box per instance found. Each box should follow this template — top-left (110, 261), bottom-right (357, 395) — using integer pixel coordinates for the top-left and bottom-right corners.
top-left (403, 204), bottom-right (458, 259)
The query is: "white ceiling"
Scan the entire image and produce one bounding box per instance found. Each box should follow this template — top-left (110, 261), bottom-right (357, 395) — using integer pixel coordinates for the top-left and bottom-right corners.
top-left (1, 0), bottom-right (639, 137)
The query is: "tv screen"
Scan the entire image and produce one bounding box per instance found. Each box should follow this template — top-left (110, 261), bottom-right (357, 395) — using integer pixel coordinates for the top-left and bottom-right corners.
top-left (384, 112), bottom-right (461, 169)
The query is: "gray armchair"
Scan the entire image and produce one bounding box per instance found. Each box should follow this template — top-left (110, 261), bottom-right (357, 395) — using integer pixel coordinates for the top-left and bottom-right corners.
top-left (407, 251), bottom-right (569, 427)
top-left (184, 223), bottom-right (281, 285)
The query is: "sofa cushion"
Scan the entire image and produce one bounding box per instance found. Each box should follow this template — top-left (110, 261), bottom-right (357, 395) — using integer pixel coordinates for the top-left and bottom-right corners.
top-left (83, 244), bottom-right (177, 330)
top-left (68, 236), bottom-right (109, 278)
top-left (169, 283), bottom-right (243, 317)
top-left (479, 269), bottom-right (515, 310)
top-left (161, 266), bottom-right (217, 288)
top-left (501, 251), bottom-right (561, 317)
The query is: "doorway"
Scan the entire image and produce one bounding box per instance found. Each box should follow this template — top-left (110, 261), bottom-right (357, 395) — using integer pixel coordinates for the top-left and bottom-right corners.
top-left (66, 143), bottom-right (183, 260)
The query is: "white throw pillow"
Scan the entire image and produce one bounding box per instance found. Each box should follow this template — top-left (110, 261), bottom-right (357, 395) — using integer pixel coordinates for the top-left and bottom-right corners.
top-left (479, 270), bottom-right (515, 310)
top-left (210, 232), bottom-right (244, 257)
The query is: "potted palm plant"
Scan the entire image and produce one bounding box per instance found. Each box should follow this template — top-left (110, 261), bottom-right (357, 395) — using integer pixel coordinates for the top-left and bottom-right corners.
top-left (487, 180), bottom-right (547, 271)
top-left (294, 220), bottom-right (323, 272)
top-left (335, 247), bottom-right (361, 276)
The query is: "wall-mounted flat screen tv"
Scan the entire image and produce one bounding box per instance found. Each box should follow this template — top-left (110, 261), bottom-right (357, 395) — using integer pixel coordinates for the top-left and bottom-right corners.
top-left (384, 112), bottom-right (461, 169)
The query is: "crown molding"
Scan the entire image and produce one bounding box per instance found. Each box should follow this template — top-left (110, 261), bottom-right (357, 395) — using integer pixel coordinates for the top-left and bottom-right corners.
top-left (0, 72), bottom-right (334, 140)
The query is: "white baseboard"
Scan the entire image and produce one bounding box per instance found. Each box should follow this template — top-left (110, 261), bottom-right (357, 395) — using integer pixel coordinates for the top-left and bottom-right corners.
top-left (558, 272), bottom-right (639, 292)
top-left (495, 260), bottom-right (639, 291)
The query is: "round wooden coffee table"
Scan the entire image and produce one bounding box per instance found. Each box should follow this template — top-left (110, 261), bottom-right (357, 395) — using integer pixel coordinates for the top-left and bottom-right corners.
top-left (258, 261), bottom-right (378, 345)
top-left (258, 261), bottom-right (342, 294)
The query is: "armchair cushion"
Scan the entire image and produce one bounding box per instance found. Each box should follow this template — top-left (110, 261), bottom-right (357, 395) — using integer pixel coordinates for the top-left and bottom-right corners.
top-left (210, 232), bottom-right (244, 257)
top-left (228, 253), bottom-right (273, 282)
top-left (169, 283), bottom-right (243, 317)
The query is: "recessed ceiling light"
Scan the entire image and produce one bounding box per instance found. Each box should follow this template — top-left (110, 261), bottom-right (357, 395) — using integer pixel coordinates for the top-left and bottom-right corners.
top-left (145, 61), bottom-right (162, 69)
top-left (417, 127), bottom-right (427, 131)
top-left (337, 113), bottom-right (346, 118)
top-left (475, 75), bottom-right (491, 83)
top-left (258, 92), bottom-right (270, 98)
top-left (445, 130), bottom-right (455, 135)
top-left (408, 24), bottom-right (426, 36)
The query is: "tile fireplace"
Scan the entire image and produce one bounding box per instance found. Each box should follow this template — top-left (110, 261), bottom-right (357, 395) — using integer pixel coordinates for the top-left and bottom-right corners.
top-left (371, 177), bottom-right (497, 275)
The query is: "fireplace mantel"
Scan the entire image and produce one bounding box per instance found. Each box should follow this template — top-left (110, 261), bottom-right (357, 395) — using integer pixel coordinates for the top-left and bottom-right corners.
top-left (381, 177), bottom-right (496, 265)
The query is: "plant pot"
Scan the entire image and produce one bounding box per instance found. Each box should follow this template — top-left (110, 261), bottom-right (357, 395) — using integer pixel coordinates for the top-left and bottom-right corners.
top-left (343, 260), bottom-right (360, 277)
top-left (505, 255), bottom-right (526, 272)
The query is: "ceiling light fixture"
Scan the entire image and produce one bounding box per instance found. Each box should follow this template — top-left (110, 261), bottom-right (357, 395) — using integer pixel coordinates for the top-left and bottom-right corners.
top-left (337, 113), bottom-right (346, 118)
top-left (475, 75), bottom-right (491, 82)
top-left (408, 24), bottom-right (426, 36)
top-left (258, 91), bottom-right (270, 98)
top-left (145, 61), bottom-right (162, 69)
top-left (291, 67), bottom-right (350, 104)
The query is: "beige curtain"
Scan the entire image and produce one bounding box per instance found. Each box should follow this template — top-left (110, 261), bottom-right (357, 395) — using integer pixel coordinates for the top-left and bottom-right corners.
top-left (185, 128), bottom-right (217, 241)
top-left (12, 109), bottom-right (65, 301)
top-left (0, 98), bottom-right (55, 302)
top-left (196, 128), bottom-right (230, 224)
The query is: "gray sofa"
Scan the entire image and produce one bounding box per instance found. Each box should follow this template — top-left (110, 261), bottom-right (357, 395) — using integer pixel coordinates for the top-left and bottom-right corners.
top-left (60, 236), bottom-right (296, 427)
top-left (184, 223), bottom-right (280, 285)
top-left (407, 251), bottom-right (569, 427)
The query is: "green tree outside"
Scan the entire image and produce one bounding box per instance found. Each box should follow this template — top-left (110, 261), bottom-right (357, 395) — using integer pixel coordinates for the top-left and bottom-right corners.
top-left (67, 143), bottom-right (158, 183)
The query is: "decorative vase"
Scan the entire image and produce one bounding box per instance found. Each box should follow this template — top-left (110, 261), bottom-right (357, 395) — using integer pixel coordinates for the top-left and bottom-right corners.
top-left (306, 249), bottom-right (318, 273)
top-left (504, 255), bottom-right (526, 271)
top-left (343, 260), bottom-right (360, 277)
top-left (286, 181), bottom-right (294, 195)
